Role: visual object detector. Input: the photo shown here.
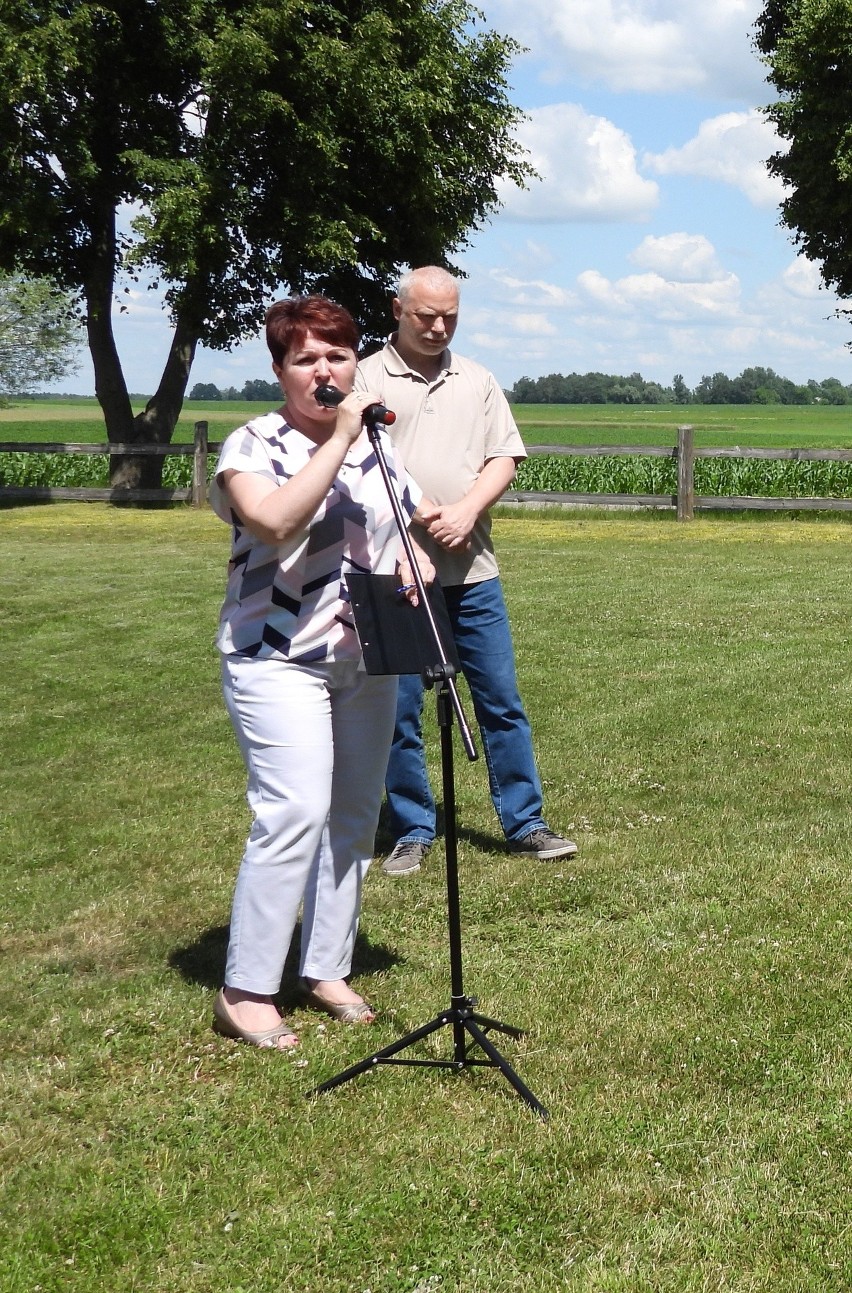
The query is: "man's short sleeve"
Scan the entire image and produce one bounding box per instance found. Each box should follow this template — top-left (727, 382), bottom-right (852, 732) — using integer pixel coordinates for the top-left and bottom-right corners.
top-left (483, 373), bottom-right (527, 462)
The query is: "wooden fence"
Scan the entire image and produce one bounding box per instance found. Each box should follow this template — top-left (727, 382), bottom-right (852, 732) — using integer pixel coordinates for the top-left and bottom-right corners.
top-left (505, 425), bottom-right (852, 518)
top-left (4, 422), bottom-right (852, 517)
top-left (0, 420), bottom-right (216, 506)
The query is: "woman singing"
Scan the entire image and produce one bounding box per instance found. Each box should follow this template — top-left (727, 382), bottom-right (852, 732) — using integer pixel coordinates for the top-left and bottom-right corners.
top-left (209, 295), bottom-right (431, 1049)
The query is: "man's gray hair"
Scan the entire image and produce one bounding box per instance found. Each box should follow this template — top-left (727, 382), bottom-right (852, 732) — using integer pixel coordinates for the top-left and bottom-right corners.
top-left (397, 265), bottom-right (460, 302)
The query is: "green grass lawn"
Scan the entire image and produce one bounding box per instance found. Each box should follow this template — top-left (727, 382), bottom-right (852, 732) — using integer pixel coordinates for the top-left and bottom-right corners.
top-left (0, 398), bottom-right (253, 444)
top-left (1, 504), bottom-right (850, 1291)
top-left (511, 401), bottom-right (852, 448)
top-left (3, 396), bottom-right (852, 448)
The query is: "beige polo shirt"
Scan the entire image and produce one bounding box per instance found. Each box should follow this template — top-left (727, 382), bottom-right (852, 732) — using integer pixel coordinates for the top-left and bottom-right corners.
top-left (356, 341), bottom-right (526, 586)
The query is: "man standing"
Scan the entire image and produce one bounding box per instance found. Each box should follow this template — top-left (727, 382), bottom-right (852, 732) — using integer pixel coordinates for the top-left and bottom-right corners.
top-left (357, 266), bottom-right (577, 875)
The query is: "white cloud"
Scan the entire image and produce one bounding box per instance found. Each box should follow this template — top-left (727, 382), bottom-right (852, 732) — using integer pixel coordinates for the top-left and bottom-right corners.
top-left (456, 235), bottom-right (852, 387)
top-left (781, 256), bottom-right (829, 300)
top-left (513, 313), bottom-right (560, 335)
top-left (571, 232), bottom-right (741, 323)
top-left (644, 111), bottom-right (786, 207)
top-left (498, 103), bottom-right (658, 222)
top-left (487, 269), bottom-right (577, 307)
top-left (749, 262), bottom-right (849, 364)
top-left (628, 232), bottom-right (729, 283)
top-left (483, 0), bottom-right (766, 99)
top-left (468, 331), bottom-right (557, 358)
top-left (577, 265), bottom-right (741, 321)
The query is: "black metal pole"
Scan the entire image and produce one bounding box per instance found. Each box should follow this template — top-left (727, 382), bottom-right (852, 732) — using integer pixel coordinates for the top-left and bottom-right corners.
top-left (434, 677), bottom-right (464, 1005)
top-left (308, 412), bottom-right (549, 1119)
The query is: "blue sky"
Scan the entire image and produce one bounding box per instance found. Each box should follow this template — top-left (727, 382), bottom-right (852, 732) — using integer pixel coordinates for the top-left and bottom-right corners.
top-left (55, 0), bottom-right (852, 396)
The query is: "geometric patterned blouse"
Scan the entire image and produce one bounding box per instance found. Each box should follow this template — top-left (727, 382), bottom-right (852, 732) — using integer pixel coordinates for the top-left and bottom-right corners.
top-left (209, 411), bottom-right (421, 663)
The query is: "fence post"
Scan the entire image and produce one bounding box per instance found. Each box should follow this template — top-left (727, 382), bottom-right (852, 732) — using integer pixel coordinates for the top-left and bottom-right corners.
top-left (677, 424), bottom-right (694, 521)
top-left (192, 420), bottom-right (209, 507)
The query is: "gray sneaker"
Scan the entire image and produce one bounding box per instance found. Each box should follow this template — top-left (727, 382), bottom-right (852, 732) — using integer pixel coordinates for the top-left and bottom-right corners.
top-left (382, 840), bottom-right (430, 876)
top-left (511, 828), bottom-right (578, 860)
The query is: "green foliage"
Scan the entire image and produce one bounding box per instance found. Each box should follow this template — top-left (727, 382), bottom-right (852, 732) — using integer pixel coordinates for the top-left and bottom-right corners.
top-left (511, 370), bottom-right (668, 404)
top-left (7, 400), bottom-right (852, 507)
top-left (515, 454), bottom-right (678, 494)
top-left (0, 0), bottom-right (531, 449)
top-left (756, 0), bottom-right (852, 304)
top-left (189, 379), bottom-right (280, 401)
top-left (514, 453), bottom-right (852, 498)
top-left (0, 450), bottom-right (105, 487)
top-left (2, 505), bottom-right (852, 1289)
top-left (695, 455), bottom-right (852, 496)
top-left (5, 444), bottom-right (852, 500)
top-left (239, 378), bottom-right (281, 402)
top-left (0, 272), bottom-right (81, 397)
top-left (510, 365), bottom-right (850, 405)
top-left (0, 451), bottom-right (208, 489)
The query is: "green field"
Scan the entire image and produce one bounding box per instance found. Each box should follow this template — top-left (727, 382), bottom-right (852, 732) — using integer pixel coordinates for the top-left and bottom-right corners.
top-left (3, 398), bottom-right (852, 498)
top-left (2, 504), bottom-right (851, 1291)
top-left (2, 396), bottom-right (852, 449)
top-left (513, 400), bottom-right (852, 449)
top-left (0, 398), bottom-right (254, 445)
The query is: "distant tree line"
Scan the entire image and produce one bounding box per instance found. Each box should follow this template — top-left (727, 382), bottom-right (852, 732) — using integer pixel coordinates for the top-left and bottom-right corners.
top-left (507, 368), bottom-right (852, 406)
top-left (190, 367), bottom-right (852, 407)
top-left (188, 379), bottom-right (281, 402)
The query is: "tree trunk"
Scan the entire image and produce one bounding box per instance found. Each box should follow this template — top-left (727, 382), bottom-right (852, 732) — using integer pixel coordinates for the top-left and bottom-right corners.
top-left (113, 315), bottom-right (199, 490)
top-left (85, 228), bottom-right (199, 490)
top-left (85, 210), bottom-right (135, 448)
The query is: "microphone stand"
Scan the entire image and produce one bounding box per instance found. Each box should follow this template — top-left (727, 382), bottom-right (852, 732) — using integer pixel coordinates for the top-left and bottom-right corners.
top-left (308, 396), bottom-right (548, 1119)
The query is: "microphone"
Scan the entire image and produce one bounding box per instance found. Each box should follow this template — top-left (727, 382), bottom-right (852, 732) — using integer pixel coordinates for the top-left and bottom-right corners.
top-left (314, 384), bottom-right (395, 425)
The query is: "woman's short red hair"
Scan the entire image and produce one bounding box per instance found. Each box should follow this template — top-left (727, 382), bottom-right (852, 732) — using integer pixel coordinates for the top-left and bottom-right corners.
top-left (265, 295), bottom-right (360, 366)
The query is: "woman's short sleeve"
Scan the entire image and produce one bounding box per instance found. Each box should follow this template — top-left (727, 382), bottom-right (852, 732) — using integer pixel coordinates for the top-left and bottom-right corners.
top-left (208, 421), bottom-right (280, 522)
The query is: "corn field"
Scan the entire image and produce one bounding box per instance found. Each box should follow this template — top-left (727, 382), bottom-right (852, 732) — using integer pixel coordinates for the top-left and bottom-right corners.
top-left (514, 453), bottom-right (852, 498)
top-left (3, 449), bottom-right (852, 500)
top-left (0, 452), bottom-right (208, 489)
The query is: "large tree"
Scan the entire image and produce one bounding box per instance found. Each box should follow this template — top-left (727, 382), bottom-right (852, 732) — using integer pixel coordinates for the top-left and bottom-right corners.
top-left (0, 273), bottom-right (81, 399)
top-left (756, 1), bottom-right (852, 318)
top-left (0, 0), bottom-right (530, 486)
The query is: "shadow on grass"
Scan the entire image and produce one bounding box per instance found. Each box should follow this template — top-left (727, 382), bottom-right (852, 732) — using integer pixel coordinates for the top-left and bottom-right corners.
top-left (374, 801), bottom-right (506, 859)
top-left (168, 922), bottom-right (404, 1008)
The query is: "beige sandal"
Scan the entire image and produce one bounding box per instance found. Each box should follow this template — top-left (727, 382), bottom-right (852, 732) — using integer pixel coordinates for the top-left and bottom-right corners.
top-left (212, 990), bottom-right (299, 1049)
top-left (298, 979), bottom-right (376, 1023)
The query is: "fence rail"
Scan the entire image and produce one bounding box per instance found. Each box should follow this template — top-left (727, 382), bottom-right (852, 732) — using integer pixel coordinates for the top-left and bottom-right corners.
top-left (504, 425), bottom-right (852, 519)
top-left (4, 423), bottom-right (852, 516)
top-left (0, 421), bottom-right (216, 506)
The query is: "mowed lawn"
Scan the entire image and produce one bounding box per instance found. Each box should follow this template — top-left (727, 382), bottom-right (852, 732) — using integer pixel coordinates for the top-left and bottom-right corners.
top-left (511, 400), bottom-right (852, 449)
top-left (1, 503), bottom-right (851, 1292)
top-left (3, 396), bottom-right (852, 448)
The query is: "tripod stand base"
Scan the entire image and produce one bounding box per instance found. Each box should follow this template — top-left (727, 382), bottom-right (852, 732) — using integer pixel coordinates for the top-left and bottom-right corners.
top-left (308, 995), bottom-right (549, 1119)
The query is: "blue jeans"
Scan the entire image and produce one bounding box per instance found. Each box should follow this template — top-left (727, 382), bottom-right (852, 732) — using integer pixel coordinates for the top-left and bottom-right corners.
top-left (385, 578), bottom-right (547, 846)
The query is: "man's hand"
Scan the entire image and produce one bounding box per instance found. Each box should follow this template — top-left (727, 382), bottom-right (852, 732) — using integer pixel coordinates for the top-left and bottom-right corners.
top-left (416, 457), bottom-right (518, 551)
top-left (419, 500), bottom-right (476, 550)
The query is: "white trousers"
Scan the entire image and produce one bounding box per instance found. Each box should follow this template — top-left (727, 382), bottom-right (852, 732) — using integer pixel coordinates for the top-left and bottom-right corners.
top-left (221, 654), bottom-right (398, 994)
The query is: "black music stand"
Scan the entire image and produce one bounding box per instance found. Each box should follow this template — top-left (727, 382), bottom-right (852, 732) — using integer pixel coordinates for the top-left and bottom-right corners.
top-left (306, 414), bottom-right (549, 1119)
